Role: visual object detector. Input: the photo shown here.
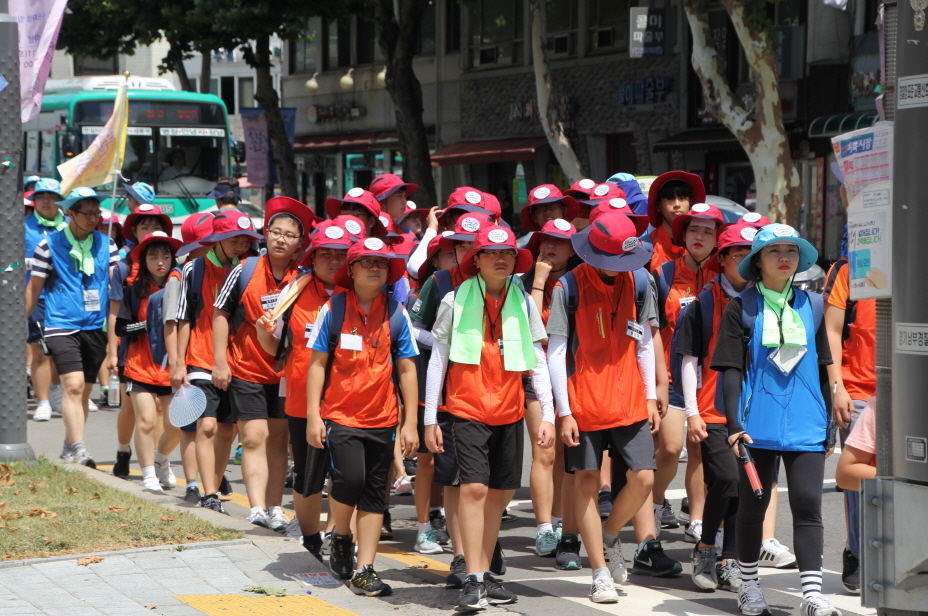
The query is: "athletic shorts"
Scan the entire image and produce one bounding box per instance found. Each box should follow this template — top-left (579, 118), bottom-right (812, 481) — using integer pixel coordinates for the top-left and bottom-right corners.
top-left (45, 329), bottom-right (107, 383)
top-left (521, 373), bottom-right (537, 401)
top-left (126, 380), bottom-right (173, 398)
top-left (449, 414), bottom-right (524, 490)
top-left (433, 411), bottom-right (459, 487)
top-left (118, 366), bottom-right (129, 385)
top-left (190, 377), bottom-right (237, 424)
top-left (567, 419), bottom-right (657, 474)
top-left (668, 386), bottom-right (685, 410)
top-left (229, 377), bottom-right (285, 421)
top-left (416, 405), bottom-right (430, 454)
top-left (27, 301), bottom-right (45, 344)
top-left (700, 424), bottom-right (739, 498)
top-left (288, 415), bottom-right (328, 496)
top-left (326, 422), bottom-right (395, 513)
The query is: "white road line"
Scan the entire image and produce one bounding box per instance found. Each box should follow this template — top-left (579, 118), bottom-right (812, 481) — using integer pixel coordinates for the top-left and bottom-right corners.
top-left (752, 567), bottom-right (875, 615)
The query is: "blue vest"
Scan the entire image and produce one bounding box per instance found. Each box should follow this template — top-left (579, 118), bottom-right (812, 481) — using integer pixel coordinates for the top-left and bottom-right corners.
top-left (25, 216), bottom-right (60, 292)
top-left (43, 230), bottom-right (111, 331)
top-left (738, 287), bottom-right (828, 452)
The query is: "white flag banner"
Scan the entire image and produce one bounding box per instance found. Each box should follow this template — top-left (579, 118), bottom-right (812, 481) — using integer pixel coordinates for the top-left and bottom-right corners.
top-left (11, 0), bottom-right (69, 123)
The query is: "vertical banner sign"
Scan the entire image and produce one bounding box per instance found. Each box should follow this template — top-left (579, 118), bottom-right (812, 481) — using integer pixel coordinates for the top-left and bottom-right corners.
top-left (629, 8), bottom-right (665, 58)
top-left (268, 108), bottom-right (296, 186)
top-left (10, 0), bottom-right (68, 123)
top-left (240, 108), bottom-right (270, 186)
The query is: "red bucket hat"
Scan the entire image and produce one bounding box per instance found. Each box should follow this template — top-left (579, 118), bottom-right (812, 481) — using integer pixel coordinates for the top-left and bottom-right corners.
top-left (526, 218), bottom-right (577, 259)
top-left (301, 215), bottom-right (360, 267)
top-left (334, 236), bottom-right (406, 289)
top-left (738, 211), bottom-right (771, 228)
top-left (129, 230), bottom-right (182, 263)
top-left (176, 212), bottom-right (214, 257)
top-left (583, 183), bottom-right (649, 234)
top-left (265, 196), bottom-right (318, 239)
top-left (417, 231), bottom-right (456, 283)
top-left (571, 210), bottom-right (651, 272)
top-left (647, 171), bottom-right (707, 228)
top-left (196, 210), bottom-right (262, 246)
top-left (396, 201), bottom-right (423, 228)
top-left (369, 173), bottom-right (419, 201)
top-left (460, 225), bottom-right (533, 277)
top-left (564, 178), bottom-right (598, 201)
top-left (671, 203), bottom-right (726, 247)
top-left (325, 188), bottom-right (388, 237)
top-left (389, 233), bottom-right (417, 257)
top-left (97, 212), bottom-right (124, 245)
top-left (480, 192), bottom-right (502, 220)
top-left (718, 223), bottom-right (759, 253)
top-left (521, 184), bottom-right (580, 232)
top-left (439, 211), bottom-right (495, 249)
top-left (439, 187), bottom-right (493, 223)
top-left (124, 203), bottom-right (174, 243)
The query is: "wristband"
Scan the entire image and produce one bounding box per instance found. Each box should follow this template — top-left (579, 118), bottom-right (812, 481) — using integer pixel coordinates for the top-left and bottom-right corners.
top-left (532, 287), bottom-right (545, 292)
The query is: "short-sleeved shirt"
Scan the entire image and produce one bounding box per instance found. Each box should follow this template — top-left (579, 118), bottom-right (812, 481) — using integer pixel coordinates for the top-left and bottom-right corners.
top-left (845, 396), bottom-right (876, 456)
top-left (823, 260), bottom-right (876, 401)
top-left (409, 266), bottom-right (468, 328)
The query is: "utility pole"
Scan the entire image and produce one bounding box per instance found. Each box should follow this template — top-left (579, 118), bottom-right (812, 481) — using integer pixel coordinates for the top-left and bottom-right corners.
top-left (0, 0), bottom-right (34, 463)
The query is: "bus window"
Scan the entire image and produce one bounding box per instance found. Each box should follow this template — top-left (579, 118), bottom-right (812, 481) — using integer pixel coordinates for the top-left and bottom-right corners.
top-left (156, 129), bottom-right (229, 197)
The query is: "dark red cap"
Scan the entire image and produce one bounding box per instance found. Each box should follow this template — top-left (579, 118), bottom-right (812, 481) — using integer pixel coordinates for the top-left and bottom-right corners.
top-left (325, 188), bottom-right (388, 237)
top-left (125, 203), bottom-right (174, 242)
top-left (717, 223), bottom-right (758, 253)
top-left (333, 236), bottom-right (406, 288)
top-left (564, 178), bottom-right (598, 200)
top-left (521, 184), bottom-right (580, 232)
top-left (647, 171), bottom-right (706, 228)
top-left (369, 173), bottom-right (419, 201)
top-left (526, 218), bottom-right (577, 258)
top-left (176, 212), bottom-right (214, 257)
top-left (129, 230), bottom-right (182, 262)
top-left (439, 211), bottom-right (495, 249)
top-left (460, 225), bottom-right (533, 276)
top-left (671, 203), bottom-right (726, 247)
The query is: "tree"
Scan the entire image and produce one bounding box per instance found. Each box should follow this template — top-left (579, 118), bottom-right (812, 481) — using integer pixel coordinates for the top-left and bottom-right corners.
top-left (683, 0), bottom-right (801, 223)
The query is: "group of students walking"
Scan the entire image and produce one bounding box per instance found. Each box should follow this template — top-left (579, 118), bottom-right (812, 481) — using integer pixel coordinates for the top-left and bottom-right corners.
top-left (21, 167), bottom-right (875, 616)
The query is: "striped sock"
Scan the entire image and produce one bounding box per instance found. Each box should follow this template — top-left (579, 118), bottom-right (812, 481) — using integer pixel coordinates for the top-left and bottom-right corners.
top-left (800, 569), bottom-right (823, 598)
top-left (740, 561), bottom-right (759, 583)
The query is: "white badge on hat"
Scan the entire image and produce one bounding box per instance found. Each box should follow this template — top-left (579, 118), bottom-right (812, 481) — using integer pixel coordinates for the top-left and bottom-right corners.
top-left (347, 187), bottom-right (365, 198)
top-left (609, 198), bottom-right (628, 209)
top-left (325, 226), bottom-right (345, 239)
top-left (773, 224), bottom-right (794, 237)
top-left (441, 230), bottom-right (455, 237)
top-left (740, 227), bottom-right (757, 241)
top-left (344, 220), bottom-right (363, 235)
top-left (691, 203), bottom-right (710, 213)
top-left (553, 219), bottom-right (571, 232)
top-left (138, 203), bottom-right (155, 212)
top-left (464, 190), bottom-right (482, 204)
top-left (487, 229), bottom-right (509, 244)
top-left (77, 187), bottom-right (96, 197)
top-left (461, 217), bottom-right (481, 233)
top-left (406, 201), bottom-right (417, 210)
top-left (743, 212), bottom-right (762, 223)
top-left (237, 216), bottom-right (251, 230)
top-left (379, 215), bottom-right (391, 228)
top-left (533, 186), bottom-right (551, 200)
top-left (622, 237), bottom-right (639, 252)
top-left (593, 184), bottom-right (610, 197)
top-left (579, 179), bottom-right (595, 189)
top-left (363, 237), bottom-right (384, 250)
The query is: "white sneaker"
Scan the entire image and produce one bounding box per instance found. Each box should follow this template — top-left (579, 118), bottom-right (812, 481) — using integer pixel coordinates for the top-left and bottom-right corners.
top-left (248, 507), bottom-right (270, 528)
top-left (285, 515), bottom-right (302, 539)
top-left (800, 595), bottom-right (841, 616)
top-left (759, 537), bottom-right (797, 568)
top-left (321, 531), bottom-right (331, 555)
top-left (738, 579), bottom-right (770, 616)
top-left (393, 474), bottom-right (413, 494)
top-left (155, 460), bottom-right (176, 489)
top-left (414, 530), bottom-right (444, 554)
top-left (33, 402), bottom-right (52, 422)
top-left (49, 385), bottom-right (63, 415)
top-left (59, 441), bottom-right (74, 462)
top-left (143, 477), bottom-right (164, 493)
top-left (87, 398), bottom-right (98, 412)
top-left (684, 520), bottom-right (703, 544)
top-left (590, 574), bottom-right (620, 603)
top-left (604, 541), bottom-right (627, 584)
top-left (268, 506), bottom-right (289, 532)
top-left (716, 528), bottom-right (724, 548)
top-left (652, 503), bottom-right (663, 539)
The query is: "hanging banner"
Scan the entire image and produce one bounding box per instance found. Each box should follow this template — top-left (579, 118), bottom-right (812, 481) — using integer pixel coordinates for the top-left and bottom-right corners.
top-left (10, 0), bottom-right (69, 123)
top-left (240, 108), bottom-right (270, 186)
top-left (57, 85), bottom-right (129, 194)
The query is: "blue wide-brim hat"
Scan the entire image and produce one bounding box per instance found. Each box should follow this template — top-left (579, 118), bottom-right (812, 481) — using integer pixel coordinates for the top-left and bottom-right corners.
top-left (57, 187), bottom-right (108, 209)
top-left (125, 182), bottom-right (155, 204)
top-left (738, 223), bottom-right (818, 280)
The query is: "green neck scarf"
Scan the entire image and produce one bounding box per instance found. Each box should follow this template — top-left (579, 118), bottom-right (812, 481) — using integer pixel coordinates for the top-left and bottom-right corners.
top-left (63, 226), bottom-right (95, 276)
top-left (35, 211), bottom-right (66, 230)
top-left (757, 281), bottom-right (806, 347)
top-left (449, 276), bottom-right (537, 371)
top-left (207, 247), bottom-right (240, 269)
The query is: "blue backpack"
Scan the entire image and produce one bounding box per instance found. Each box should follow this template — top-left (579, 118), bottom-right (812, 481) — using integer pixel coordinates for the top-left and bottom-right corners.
top-left (669, 286), bottom-right (716, 399)
top-left (129, 273), bottom-right (179, 373)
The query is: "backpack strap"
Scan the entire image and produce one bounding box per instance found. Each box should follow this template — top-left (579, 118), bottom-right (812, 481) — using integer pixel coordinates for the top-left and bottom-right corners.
top-left (272, 272), bottom-right (312, 371)
top-left (145, 289), bottom-right (169, 371)
top-left (697, 288), bottom-right (715, 360)
top-left (321, 292), bottom-right (348, 400)
top-left (656, 260), bottom-right (675, 329)
top-left (188, 257), bottom-right (206, 321)
top-left (232, 257), bottom-right (261, 333)
top-left (433, 268), bottom-right (453, 301)
top-left (559, 271), bottom-right (579, 377)
top-left (632, 268), bottom-right (650, 323)
top-left (387, 296), bottom-right (407, 401)
top-left (807, 289), bottom-right (824, 334)
top-left (823, 258), bottom-right (856, 341)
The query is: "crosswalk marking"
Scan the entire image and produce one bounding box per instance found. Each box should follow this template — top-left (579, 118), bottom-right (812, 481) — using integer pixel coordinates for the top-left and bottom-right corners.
top-left (755, 567), bottom-right (875, 615)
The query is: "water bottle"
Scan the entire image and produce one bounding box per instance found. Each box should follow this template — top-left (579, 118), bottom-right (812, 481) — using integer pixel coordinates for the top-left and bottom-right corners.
top-left (107, 374), bottom-right (120, 407)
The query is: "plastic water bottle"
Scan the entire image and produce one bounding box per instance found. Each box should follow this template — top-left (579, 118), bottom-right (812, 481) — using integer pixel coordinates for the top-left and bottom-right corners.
top-left (107, 374), bottom-right (120, 407)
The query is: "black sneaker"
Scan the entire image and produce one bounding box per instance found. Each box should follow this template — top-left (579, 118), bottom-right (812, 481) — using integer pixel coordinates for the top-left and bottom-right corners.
top-left (381, 510), bottom-right (394, 540)
top-left (446, 553), bottom-right (467, 589)
top-left (184, 485), bottom-right (201, 504)
top-left (661, 498), bottom-right (680, 529)
top-left (483, 572), bottom-right (517, 605)
top-left (303, 532), bottom-right (323, 562)
top-left (842, 548), bottom-right (861, 594)
top-left (501, 508), bottom-right (518, 524)
top-left (554, 534), bottom-right (583, 570)
top-left (632, 539), bottom-right (683, 577)
top-left (598, 489), bottom-right (614, 519)
top-left (113, 449), bottom-right (131, 478)
top-left (350, 564), bottom-right (392, 596)
top-left (681, 496), bottom-right (690, 515)
top-left (218, 474), bottom-right (233, 496)
top-left (456, 574), bottom-right (488, 612)
top-left (200, 493), bottom-right (228, 515)
top-left (328, 533), bottom-right (355, 579)
top-left (430, 509), bottom-right (450, 545)
top-left (403, 456), bottom-right (417, 477)
top-left (490, 540), bottom-right (506, 576)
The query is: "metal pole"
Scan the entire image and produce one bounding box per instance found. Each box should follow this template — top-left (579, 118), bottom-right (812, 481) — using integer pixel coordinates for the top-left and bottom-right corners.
top-left (0, 0), bottom-right (35, 463)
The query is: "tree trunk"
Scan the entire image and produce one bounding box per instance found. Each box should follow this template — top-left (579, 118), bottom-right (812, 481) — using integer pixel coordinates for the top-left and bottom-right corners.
top-left (376, 0), bottom-right (438, 208)
top-left (251, 34), bottom-right (298, 198)
top-left (529, 0), bottom-right (584, 184)
top-left (682, 0), bottom-right (802, 223)
top-left (199, 50), bottom-right (212, 94)
top-left (169, 41), bottom-right (193, 92)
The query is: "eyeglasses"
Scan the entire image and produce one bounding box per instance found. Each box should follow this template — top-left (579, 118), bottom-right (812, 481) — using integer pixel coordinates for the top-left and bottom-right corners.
top-left (74, 210), bottom-right (102, 219)
top-left (355, 258), bottom-right (390, 269)
top-left (478, 250), bottom-right (517, 258)
top-left (267, 229), bottom-right (301, 242)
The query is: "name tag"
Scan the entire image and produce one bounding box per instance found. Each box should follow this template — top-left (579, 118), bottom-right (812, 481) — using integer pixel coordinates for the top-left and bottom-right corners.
top-left (340, 333), bottom-right (363, 352)
top-left (261, 293), bottom-right (280, 311)
top-left (626, 320), bottom-right (643, 341)
top-left (679, 296), bottom-right (695, 308)
top-left (304, 323), bottom-right (314, 347)
top-left (83, 289), bottom-right (101, 312)
top-left (498, 339), bottom-right (504, 356)
top-left (696, 364), bottom-right (703, 389)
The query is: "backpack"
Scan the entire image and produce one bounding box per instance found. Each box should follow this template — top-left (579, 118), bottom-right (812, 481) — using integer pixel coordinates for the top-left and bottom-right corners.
top-left (129, 284), bottom-right (170, 372)
top-left (669, 286), bottom-right (716, 398)
top-left (229, 256), bottom-right (261, 333)
top-left (271, 270), bottom-right (312, 371)
top-left (183, 258), bottom-right (206, 322)
top-left (823, 257), bottom-right (857, 342)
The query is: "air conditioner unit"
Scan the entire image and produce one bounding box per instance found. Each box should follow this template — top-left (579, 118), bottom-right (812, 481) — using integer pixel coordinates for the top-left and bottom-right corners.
top-left (478, 46), bottom-right (498, 65)
top-left (552, 35), bottom-right (570, 55)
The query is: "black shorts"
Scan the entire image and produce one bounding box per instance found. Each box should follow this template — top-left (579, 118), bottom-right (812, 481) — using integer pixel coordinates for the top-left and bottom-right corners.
top-left (567, 419), bottom-right (657, 474)
top-left (45, 329), bottom-right (107, 383)
top-left (27, 301), bottom-right (45, 344)
top-left (700, 424), bottom-right (739, 498)
top-left (433, 411), bottom-right (459, 487)
top-left (521, 373), bottom-right (537, 401)
top-left (288, 415), bottom-right (329, 496)
top-left (450, 415), bottom-right (523, 490)
top-left (326, 422), bottom-right (395, 513)
top-left (118, 366), bottom-right (129, 385)
top-left (416, 406), bottom-right (431, 455)
top-left (229, 377), bottom-right (285, 421)
top-left (126, 380), bottom-right (173, 398)
top-left (190, 377), bottom-right (237, 424)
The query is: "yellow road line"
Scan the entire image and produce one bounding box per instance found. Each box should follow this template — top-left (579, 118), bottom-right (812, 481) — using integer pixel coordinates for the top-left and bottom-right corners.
top-left (176, 594), bottom-right (359, 615)
top-left (376, 544), bottom-right (449, 576)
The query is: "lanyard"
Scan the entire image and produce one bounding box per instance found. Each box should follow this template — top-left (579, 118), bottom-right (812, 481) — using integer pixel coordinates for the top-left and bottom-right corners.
top-left (355, 301), bottom-right (387, 350)
top-left (608, 274), bottom-right (626, 331)
top-left (479, 277), bottom-right (510, 339)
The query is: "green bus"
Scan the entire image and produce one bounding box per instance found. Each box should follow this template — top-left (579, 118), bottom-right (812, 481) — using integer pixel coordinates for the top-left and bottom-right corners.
top-left (22, 76), bottom-right (233, 223)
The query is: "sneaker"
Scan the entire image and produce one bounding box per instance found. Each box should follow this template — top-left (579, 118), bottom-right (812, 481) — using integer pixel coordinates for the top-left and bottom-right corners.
top-left (717, 528), bottom-right (724, 549)
top-left (590, 574), bottom-right (620, 604)
top-left (598, 489), bottom-right (613, 519)
top-left (233, 443), bottom-right (242, 465)
top-left (201, 494), bottom-right (228, 515)
top-left (393, 474), bottom-right (413, 495)
top-left (691, 545), bottom-right (719, 590)
top-left (87, 398), bottom-right (99, 412)
top-left (680, 445), bottom-right (688, 460)
top-left (535, 529), bottom-right (558, 557)
top-left (155, 460), bottom-right (176, 489)
top-left (661, 498), bottom-right (680, 529)
top-left (738, 579), bottom-right (771, 616)
top-left (758, 538), bottom-right (798, 569)
top-left (456, 575), bottom-right (488, 611)
top-left (684, 520), bottom-right (703, 544)
top-left (490, 540), bottom-right (506, 576)
top-left (652, 503), bottom-right (663, 539)
top-left (218, 474), bottom-right (233, 496)
top-left (381, 510), bottom-right (394, 540)
top-left (717, 559), bottom-right (743, 592)
top-left (59, 441), bottom-right (74, 462)
top-left (74, 450), bottom-right (96, 469)
top-left (33, 401), bottom-right (52, 422)
top-left (429, 509), bottom-right (450, 545)
top-left (554, 534), bottom-right (583, 570)
top-left (328, 533), bottom-right (355, 579)
top-left (302, 532), bottom-right (323, 562)
top-left (49, 384), bottom-right (63, 415)
top-left (553, 520), bottom-right (563, 540)
top-left (268, 506), bottom-right (289, 532)
top-left (143, 477), bottom-right (164, 493)
top-left (446, 553), bottom-right (467, 589)
top-left (404, 456), bottom-right (417, 477)
top-left (483, 572), bottom-right (516, 605)
top-left (841, 548), bottom-right (861, 594)
top-left (248, 507), bottom-right (270, 528)
top-left (349, 564), bottom-right (392, 596)
top-left (113, 449), bottom-right (131, 478)
top-left (184, 485), bottom-right (201, 504)
top-left (632, 539), bottom-right (683, 577)
top-left (501, 508), bottom-right (518, 524)
top-left (284, 461), bottom-right (295, 489)
top-left (321, 531), bottom-right (331, 556)
top-left (800, 595), bottom-right (841, 616)
top-left (414, 530), bottom-right (444, 554)
top-left (604, 540), bottom-right (627, 584)
top-left (681, 496), bottom-right (690, 515)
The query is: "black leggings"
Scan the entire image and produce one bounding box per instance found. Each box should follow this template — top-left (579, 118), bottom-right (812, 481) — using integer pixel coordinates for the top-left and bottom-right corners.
top-left (700, 426), bottom-right (739, 559)
top-left (735, 448), bottom-right (825, 572)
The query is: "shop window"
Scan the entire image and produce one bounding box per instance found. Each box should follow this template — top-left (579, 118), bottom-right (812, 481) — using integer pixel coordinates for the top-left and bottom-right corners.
top-left (220, 76), bottom-right (235, 115)
top-left (470, 0), bottom-right (523, 67)
top-left (357, 16), bottom-right (378, 65)
top-left (588, 0), bottom-right (629, 52)
top-left (325, 19), bottom-right (352, 70)
top-left (238, 77), bottom-right (255, 109)
top-left (290, 18), bottom-right (320, 75)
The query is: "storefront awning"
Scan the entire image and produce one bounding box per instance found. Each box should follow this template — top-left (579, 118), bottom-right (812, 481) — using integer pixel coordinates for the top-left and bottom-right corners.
top-left (807, 112), bottom-right (879, 138)
top-left (652, 127), bottom-right (741, 152)
top-left (293, 131), bottom-right (400, 154)
top-left (430, 138), bottom-right (549, 166)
